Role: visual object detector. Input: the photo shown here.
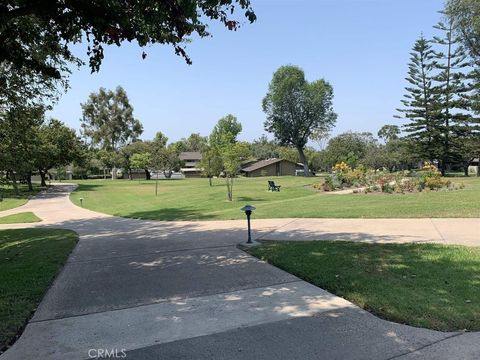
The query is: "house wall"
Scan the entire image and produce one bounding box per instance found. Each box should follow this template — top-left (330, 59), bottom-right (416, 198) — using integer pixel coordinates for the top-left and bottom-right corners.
top-left (247, 161), bottom-right (297, 177)
top-left (183, 170), bottom-right (202, 178)
top-left (468, 165), bottom-right (479, 176)
top-left (279, 161), bottom-right (297, 176)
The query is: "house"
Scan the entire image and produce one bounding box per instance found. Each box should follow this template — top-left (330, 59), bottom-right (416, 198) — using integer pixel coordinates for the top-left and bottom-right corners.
top-left (241, 158), bottom-right (302, 177)
top-left (179, 151), bottom-right (203, 178)
top-left (468, 158), bottom-right (479, 176)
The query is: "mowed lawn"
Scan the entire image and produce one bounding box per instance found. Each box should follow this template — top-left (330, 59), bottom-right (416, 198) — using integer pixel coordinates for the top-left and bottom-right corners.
top-left (70, 176), bottom-right (480, 221)
top-left (244, 241), bottom-right (480, 331)
top-left (0, 229), bottom-right (78, 352)
top-left (0, 184), bottom-right (42, 211)
top-left (0, 212), bottom-right (41, 224)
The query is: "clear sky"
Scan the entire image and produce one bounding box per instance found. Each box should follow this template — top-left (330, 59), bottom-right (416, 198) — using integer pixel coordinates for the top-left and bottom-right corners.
top-left (48, 0), bottom-right (445, 146)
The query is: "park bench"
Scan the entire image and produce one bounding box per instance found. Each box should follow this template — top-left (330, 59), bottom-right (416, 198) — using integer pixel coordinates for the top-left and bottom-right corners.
top-left (268, 180), bottom-right (281, 192)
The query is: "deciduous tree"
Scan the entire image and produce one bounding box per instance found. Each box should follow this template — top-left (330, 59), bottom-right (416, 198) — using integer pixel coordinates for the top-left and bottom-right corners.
top-left (208, 115), bottom-right (246, 200)
top-left (262, 65), bottom-right (337, 176)
top-left (0, 106), bottom-right (43, 193)
top-left (322, 132), bottom-right (376, 169)
top-left (378, 125), bottom-right (401, 142)
top-left (35, 119), bottom-right (84, 186)
top-left (200, 146), bottom-right (223, 186)
top-left (81, 86), bottom-right (143, 179)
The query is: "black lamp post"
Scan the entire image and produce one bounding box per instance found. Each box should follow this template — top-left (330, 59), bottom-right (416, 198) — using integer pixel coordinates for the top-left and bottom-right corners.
top-left (241, 205), bottom-right (256, 244)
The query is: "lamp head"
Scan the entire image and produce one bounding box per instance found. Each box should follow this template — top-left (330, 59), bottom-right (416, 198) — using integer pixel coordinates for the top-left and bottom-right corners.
top-left (241, 205), bottom-right (256, 216)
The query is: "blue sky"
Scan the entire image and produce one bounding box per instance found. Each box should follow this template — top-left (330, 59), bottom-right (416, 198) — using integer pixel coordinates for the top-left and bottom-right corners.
top-left (48, 0), bottom-right (444, 146)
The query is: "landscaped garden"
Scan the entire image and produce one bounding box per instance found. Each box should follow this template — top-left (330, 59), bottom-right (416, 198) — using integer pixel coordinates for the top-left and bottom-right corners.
top-left (70, 175), bottom-right (480, 221)
top-left (0, 229), bottom-right (78, 352)
top-left (244, 240), bottom-right (480, 331)
top-left (320, 162), bottom-right (465, 194)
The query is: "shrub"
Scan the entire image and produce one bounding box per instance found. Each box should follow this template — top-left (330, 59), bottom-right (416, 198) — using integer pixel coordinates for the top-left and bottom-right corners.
top-left (343, 168), bottom-right (366, 187)
top-left (382, 182), bottom-right (394, 194)
top-left (425, 176), bottom-right (451, 190)
top-left (322, 173), bottom-right (343, 191)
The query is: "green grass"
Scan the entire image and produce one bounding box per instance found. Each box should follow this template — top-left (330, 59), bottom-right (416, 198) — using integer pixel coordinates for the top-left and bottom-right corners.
top-left (0, 184), bottom-right (42, 211)
top-left (70, 176), bottom-right (480, 220)
top-left (0, 212), bottom-right (41, 224)
top-left (0, 228), bottom-right (78, 352)
top-left (244, 241), bottom-right (480, 331)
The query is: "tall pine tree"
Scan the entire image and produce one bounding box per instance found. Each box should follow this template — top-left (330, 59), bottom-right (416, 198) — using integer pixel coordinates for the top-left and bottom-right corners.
top-left (397, 36), bottom-right (442, 163)
top-left (433, 19), bottom-right (480, 175)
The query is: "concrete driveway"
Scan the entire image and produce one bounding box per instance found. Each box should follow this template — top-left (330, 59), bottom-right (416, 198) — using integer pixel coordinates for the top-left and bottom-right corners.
top-left (1, 184), bottom-right (479, 359)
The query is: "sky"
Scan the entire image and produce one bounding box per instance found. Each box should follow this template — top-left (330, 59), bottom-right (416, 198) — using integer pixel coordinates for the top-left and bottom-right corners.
top-left (48, 0), bottom-right (445, 146)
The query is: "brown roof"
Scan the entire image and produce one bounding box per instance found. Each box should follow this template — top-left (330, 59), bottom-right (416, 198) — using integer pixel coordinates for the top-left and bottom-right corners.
top-left (179, 151), bottom-right (202, 161)
top-left (242, 158), bottom-right (286, 173)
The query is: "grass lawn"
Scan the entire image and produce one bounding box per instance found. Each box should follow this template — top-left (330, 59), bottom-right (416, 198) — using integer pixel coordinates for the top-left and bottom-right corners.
top-left (0, 228), bottom-right (78, 352)
top-left (244, 241), bottom-right (480, 331)
top-left (0, 184), bottom-right (42, 211)
top-left (70, 176), bottom-right (480, 220)
top-left (0, 212), bottom-right (41, 224)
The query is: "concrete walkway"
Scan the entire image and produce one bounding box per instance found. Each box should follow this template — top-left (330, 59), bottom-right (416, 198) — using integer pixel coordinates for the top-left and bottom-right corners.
top-left (1, 184), bottom-right (479, 359)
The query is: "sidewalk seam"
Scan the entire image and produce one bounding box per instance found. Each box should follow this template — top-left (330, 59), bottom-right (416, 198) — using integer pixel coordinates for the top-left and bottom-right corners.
top-left (429, 218), bottom-right (447, 244)
top-left (384, 331), bottom-right (464, 360)
top-left (255, 218), bottom-right (301, 241)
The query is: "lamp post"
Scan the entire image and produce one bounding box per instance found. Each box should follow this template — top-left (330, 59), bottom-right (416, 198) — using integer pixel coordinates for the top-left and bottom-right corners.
top-left (241, 205), bottom-right (256, 244)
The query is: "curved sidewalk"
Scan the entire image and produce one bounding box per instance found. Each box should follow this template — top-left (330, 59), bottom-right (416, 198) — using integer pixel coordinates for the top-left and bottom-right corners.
top-left (1, 184), bottom-right (479, 360)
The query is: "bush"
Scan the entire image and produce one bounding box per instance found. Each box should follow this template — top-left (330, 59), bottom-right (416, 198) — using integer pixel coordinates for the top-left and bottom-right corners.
top-left (322, 173), bottom-right (343, 191)
top-left (424, 176), bottom-right (451, 190)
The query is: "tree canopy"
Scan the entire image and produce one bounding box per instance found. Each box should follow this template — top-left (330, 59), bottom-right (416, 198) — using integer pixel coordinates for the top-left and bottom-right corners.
top-left (446, 0), bottom-right (480, 60)
top-left (262, 65), bottom-right (337, 176)
top-left (0, 0), bottom-right (256, 80)
top-left (80, 86), bottom-right (143, 151)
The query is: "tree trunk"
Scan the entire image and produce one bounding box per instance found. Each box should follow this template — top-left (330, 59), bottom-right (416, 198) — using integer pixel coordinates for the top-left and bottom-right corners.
top-left (440, 161), bottom-right (446, 177)
top-left (145, 169), bottom-right (151, 180)
top-left (111, 167), bottom-right (117, 180)
top-left (103, 168), bottom-right (107, 180)
top-left (10, 172), bottom-right (19, 195)
top-left (128, 168), bottom-right (133, 180)
top-left (209, 176), bottom-right (212, 186)
top-left (164, 170), bottom-right (172, 179)
top-left (464, 163), bottom-right (469, 177)
top-left (39, 170), bottom-right (47, 187)
top-left (297, 147), bottom-right (310, 177)
top-left (26, 172), bottom-right (33, 191)
top-left (225, 176), bottom-right (233, 201)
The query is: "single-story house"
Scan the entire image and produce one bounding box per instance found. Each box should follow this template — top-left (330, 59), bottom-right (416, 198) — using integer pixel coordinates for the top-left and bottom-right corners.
top-left (180, 151), bottom-right (203, 178)
top-left (241, 158), bottom-right (302, 177)
top-left (468, 158), bottom-right (479, 176)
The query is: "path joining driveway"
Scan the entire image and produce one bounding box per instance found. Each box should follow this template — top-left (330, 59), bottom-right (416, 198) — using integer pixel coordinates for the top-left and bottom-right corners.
top-left (1, 184), bottom-right (479, 360)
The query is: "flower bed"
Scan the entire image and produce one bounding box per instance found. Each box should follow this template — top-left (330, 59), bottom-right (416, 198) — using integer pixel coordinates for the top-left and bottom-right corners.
top-left (316, 162), bottom-right (464, 194)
